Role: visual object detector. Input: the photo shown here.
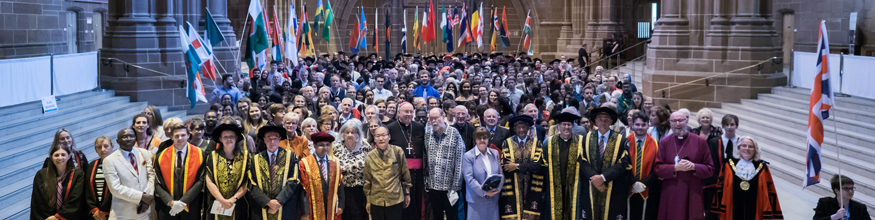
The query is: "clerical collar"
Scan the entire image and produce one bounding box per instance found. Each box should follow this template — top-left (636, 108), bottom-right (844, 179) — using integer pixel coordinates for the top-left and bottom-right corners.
top-left (559, 135), bottom-right (573, 142)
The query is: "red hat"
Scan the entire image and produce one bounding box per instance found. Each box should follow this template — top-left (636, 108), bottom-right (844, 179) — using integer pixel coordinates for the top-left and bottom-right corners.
top-left (311, 132), bottom-right (335, 144)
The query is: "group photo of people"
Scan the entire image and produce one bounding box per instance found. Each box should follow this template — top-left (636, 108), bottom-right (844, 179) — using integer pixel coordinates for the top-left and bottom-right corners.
top-left (29, 48), bottom-right (870, 220)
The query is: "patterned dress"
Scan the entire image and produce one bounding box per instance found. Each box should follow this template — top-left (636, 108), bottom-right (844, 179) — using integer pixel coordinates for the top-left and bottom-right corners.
top-left (332, 140), bottom-right (373, 220)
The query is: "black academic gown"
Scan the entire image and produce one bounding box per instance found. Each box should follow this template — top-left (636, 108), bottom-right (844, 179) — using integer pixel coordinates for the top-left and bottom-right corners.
top-left (84, 159), bottom-right (112, 219)
top-left (248, 148), bottom-right (306, 220)
top-left (578, 130), bottom-right (632, 220)
top-left (154, 148), bottom-right (206, 220)
top-left (386, 120), bottom-right (426, 220)
top-left (31, 167), bottom-right (85, 220)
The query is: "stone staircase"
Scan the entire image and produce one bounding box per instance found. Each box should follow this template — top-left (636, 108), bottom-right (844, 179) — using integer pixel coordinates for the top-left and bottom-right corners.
top-left (706, 86), bottom-right (875, 217)
top-left (0, 90), bottom-right (187, 220)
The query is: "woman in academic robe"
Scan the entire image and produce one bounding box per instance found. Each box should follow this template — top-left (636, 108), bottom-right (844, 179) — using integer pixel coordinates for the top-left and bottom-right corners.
top-left (204, 124), bottom-right (252, 220)
top-left (84, 137), bottom-right (115, 220)
top-left (31, 144), bottom-right (85, 220)
top-left (711, 137), bottom-right (783, 220)
top-left (48, 129), bottom-right (89, 170)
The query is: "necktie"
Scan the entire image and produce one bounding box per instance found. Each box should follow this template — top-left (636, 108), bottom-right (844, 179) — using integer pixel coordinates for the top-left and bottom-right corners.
top-left (726, 138), bottom-right (734, 160)
top-left (599, 135), bottom-right (606, 156)
top-left (636, 141), bottom-right (644, 179)
top-left (176, 151), bottom-right (183, 180)
top-left (129, 153), bottom-right (138, 175)
top-left (56, 181), bottom-right (63, 209)
top-left (269, 154), bottom-right (276, 184)
top-left (320, 159), bottom-right (329, 181)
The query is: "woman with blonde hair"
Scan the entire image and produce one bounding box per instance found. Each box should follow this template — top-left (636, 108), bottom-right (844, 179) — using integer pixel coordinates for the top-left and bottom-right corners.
top-left (301, 117), bottom-right (319, 155)
top-left (692, 108), bottom-right (723, 141)
top-left (84, 136), bottom-right (114, 220)
top-left (244, 105), bottom-right (267, 139)
top-left (711, 137), bottom-right (783, 219)
top-left (144, 105), bottom-right (165, 140)
top-left (50, 128), bottom-right (89, 170)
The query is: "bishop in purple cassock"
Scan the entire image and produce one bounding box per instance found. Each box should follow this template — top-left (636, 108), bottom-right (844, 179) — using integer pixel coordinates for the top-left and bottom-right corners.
top-left (653, 112), bottom-right (714, 220)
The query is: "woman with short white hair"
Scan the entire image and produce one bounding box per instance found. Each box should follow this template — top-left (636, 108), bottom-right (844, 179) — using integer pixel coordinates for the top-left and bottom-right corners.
top-left (333, 119), bottom-right (373, 220)
top-left (692, 108), bottom-right (723, 141)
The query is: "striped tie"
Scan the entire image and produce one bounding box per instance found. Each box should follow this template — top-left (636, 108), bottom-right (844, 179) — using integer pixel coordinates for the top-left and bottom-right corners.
top-left (320, 159), bottom-right (328, 181)
top-left (636, 141), bottom-right (644, 179)
top-left (56, 182), bottom-right (63, 209)
top-left (129, 153), bottom-right (138, 175)
top-left (599, 135), bottom-right (606, 156)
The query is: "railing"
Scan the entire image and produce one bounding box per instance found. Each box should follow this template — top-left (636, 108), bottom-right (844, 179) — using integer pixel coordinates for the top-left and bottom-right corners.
top-left (653, 57), bottom-right (783, 98)
top-left (582, 39), bottom-right (650, 71)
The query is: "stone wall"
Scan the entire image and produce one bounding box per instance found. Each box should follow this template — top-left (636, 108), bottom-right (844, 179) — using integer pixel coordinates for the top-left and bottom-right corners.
top-left (0, 0), bottom-right (107, 59)
top-left (772, 0), bottom-right (875, 55)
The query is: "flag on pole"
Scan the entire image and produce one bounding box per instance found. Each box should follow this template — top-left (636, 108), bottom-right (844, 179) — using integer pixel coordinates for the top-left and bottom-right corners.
top-left (803, 21), bottom-right (835, 189)
top-left (203, 9), bottom-right (225, 82)
top-left (179, 23), bottom-right (209, 109)
top-left (413, 6), bottom-right (420, 49)
top-left (422, 0), bottom-right (435, 43)
top-left (322, 0), bottom-right (334, 42)
top-left (358, 7), bottom-right (368, 50)
top-left (374, 8), bottom-right (379, 52)
top-left (522, 10), bottom-right (533, 55)
top-left (349, 10), bottom-right (360, 54)
top-left (402, 9), bottom-right (407, 54)
top-left (300, 5), bottom-right (315, 56)
top-left (244, 0), bottom-right (269, 71)
top-left (457, 3), bottom-right (471, 49)
top-left (442, 3), bottom-right (453, 52)
top-left (314, 0), bottom-right (324, 36)
top-left (385, 8), bottom-right (391, 59)
top-left (472, 3), bottom-right (482, 47)
top-left (441, 3), bottom-right (447, 43)
top-left (490, 7), bottom-right (497, 51)
top-left (499, 7), bottom-right (510, 48)
top-left (285, 4), bottom-right (299, 66)
top-left (270, 6), bottom-right (284, 61)
top-left (452, 5), bottom-right (460, 27)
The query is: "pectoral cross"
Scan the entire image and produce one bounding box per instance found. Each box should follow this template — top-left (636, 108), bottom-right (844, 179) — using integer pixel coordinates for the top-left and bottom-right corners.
top-left (406, 144), bottom-right (413, 154)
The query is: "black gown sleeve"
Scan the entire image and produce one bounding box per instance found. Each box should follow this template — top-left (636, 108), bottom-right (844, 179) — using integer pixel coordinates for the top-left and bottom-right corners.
top-left (57, 170), bottom-right (86, 220)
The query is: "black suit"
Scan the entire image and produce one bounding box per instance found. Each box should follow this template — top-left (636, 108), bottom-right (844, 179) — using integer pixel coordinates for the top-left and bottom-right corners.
top-left (813, 197), bottom-right (871, 220)
top-left (453, 123), bottom-right (476, 151)
top-left (534, 125), bottom-right (546, 142)
top-left (486, 126), bottom-right (511, 149)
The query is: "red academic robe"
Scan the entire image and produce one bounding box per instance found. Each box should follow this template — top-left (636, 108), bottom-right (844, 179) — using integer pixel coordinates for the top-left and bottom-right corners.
top-left (653, 133), bottom-right (714, 220)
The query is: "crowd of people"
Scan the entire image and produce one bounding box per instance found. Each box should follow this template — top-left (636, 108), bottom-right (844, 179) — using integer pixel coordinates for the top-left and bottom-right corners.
top-left (31, 50), bottom-right (870, 220)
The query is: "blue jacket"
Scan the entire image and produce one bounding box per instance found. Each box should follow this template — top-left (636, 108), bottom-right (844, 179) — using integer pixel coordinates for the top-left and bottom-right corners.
top-left (412, 83), bottom-right (440, 98)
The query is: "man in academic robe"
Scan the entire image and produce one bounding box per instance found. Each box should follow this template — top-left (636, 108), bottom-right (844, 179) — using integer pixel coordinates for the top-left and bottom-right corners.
top-left (484, 109), bottom-right (512, 150)
top-left (386, 102), bottom-right (427, 220)
top-left (627, 111), bottom-right (661, 220)
top-left (498, 115), bottom-right (545, 220)
top-left (579, 107), bottom-right (632, 220)
top-left (249, 125), bottom-right (308, 220)
top-left (299, 132), bottom-right (345, 220)
top-left (653, 111), bottom-right (714, 220)
top-left (103, 128), bottom-right (155, 220)
top-left (704, 114), bottom-right (739, 220)
top-left (542, 112), bottom-right (586, 220)
top-left (154, 122), bottom-right (205, 219)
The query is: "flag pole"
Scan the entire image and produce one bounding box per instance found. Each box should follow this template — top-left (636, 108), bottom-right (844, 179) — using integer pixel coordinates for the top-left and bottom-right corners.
top-left (831, 113), bottom-right (845, 205)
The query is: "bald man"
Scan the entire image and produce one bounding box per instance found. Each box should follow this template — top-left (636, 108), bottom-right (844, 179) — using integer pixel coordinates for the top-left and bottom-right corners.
top-left (386, 102), bottom-right (427, 219)
top-left (653, 112), bottom-right (714, 220)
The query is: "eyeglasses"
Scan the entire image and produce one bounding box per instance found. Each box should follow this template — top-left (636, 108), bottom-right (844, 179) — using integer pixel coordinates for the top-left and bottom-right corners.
top-left (842, 187), bottom-right (856, 191)
top-left (669, 119), bottom-right (686, 123)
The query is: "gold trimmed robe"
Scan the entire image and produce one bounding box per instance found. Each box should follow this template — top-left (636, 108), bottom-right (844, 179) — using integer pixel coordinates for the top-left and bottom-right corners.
top-left (543, 135), bottom-right (584, 220)
top-left (579, 130), bottom-right (632, 220)
top-left (498, 136), bottom-right (545, 220)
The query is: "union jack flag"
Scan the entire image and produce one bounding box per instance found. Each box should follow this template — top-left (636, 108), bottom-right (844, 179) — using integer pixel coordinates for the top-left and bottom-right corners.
top-left (803, 21), bottom-right (835, 189)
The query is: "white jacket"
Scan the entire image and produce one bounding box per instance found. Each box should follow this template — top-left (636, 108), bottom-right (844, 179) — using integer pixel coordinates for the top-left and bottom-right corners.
top-left (103, 148), bottom-right (156, 220)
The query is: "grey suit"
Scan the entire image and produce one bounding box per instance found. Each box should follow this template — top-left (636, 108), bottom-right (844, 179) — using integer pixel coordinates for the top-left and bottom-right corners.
top-left (463, 148), bottom-right (504, 220)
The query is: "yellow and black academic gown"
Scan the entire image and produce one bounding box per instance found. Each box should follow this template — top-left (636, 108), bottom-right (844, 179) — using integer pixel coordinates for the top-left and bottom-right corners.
top-left (579, 130), bottom-right (632, 220)
top-left (204, 149), bottom-right (251, 220)
top-left (31, 168), bottom-right (85, 220)
top-left (154, 143), bottom-right (205, 220)
top-left (299, 154), bottom-right (345, 220)
top-left (542, 135), bottom-right (584, 220)
top-left (249, 147), bottom-right (305, 220)
top-left (627, 133), bottom-right (661, 220)
top-left (498, 135), bottom-right (545, 220)
top-left (84, 159), bottom-right (112, 219)
top-left (711, 158), bottom-right (783, 220)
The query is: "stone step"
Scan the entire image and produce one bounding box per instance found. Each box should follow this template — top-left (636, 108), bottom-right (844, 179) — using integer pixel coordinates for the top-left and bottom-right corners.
top-left (756, 93), bottom-right (875, 125)
top-left (0, 90), bottom-right (113, 122)
top-left (727, 100), bottom-right (875, 148)
top-left (711, 106), bottom-right (875, 166)
top-left (0, 198), bottom-right (30, 220)
top-left (738, 98), bottom-right (875, 136)
top-left (771, 87), bottom-right (875, 112)
top-left (763, 157), bottom-right (875, 218)
top-left (0, 96), bottom-right (132, 136)
top-left (0, 101), bottom-right (151, 168)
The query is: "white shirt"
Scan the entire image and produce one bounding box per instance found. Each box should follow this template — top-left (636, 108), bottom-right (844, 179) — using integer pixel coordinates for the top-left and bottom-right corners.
top-left (267, 149), bottom-right (279, 162)
top-left (721, 134), bottom-right (739, 158)
top-left (475, 149), bottom-right (494, 176)
top-left (373, 88), bottom-right (394, 101)
top-left (598, 130), bottom-right (611, 144)
top-left (120, 149), bottom-right (134, 162)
